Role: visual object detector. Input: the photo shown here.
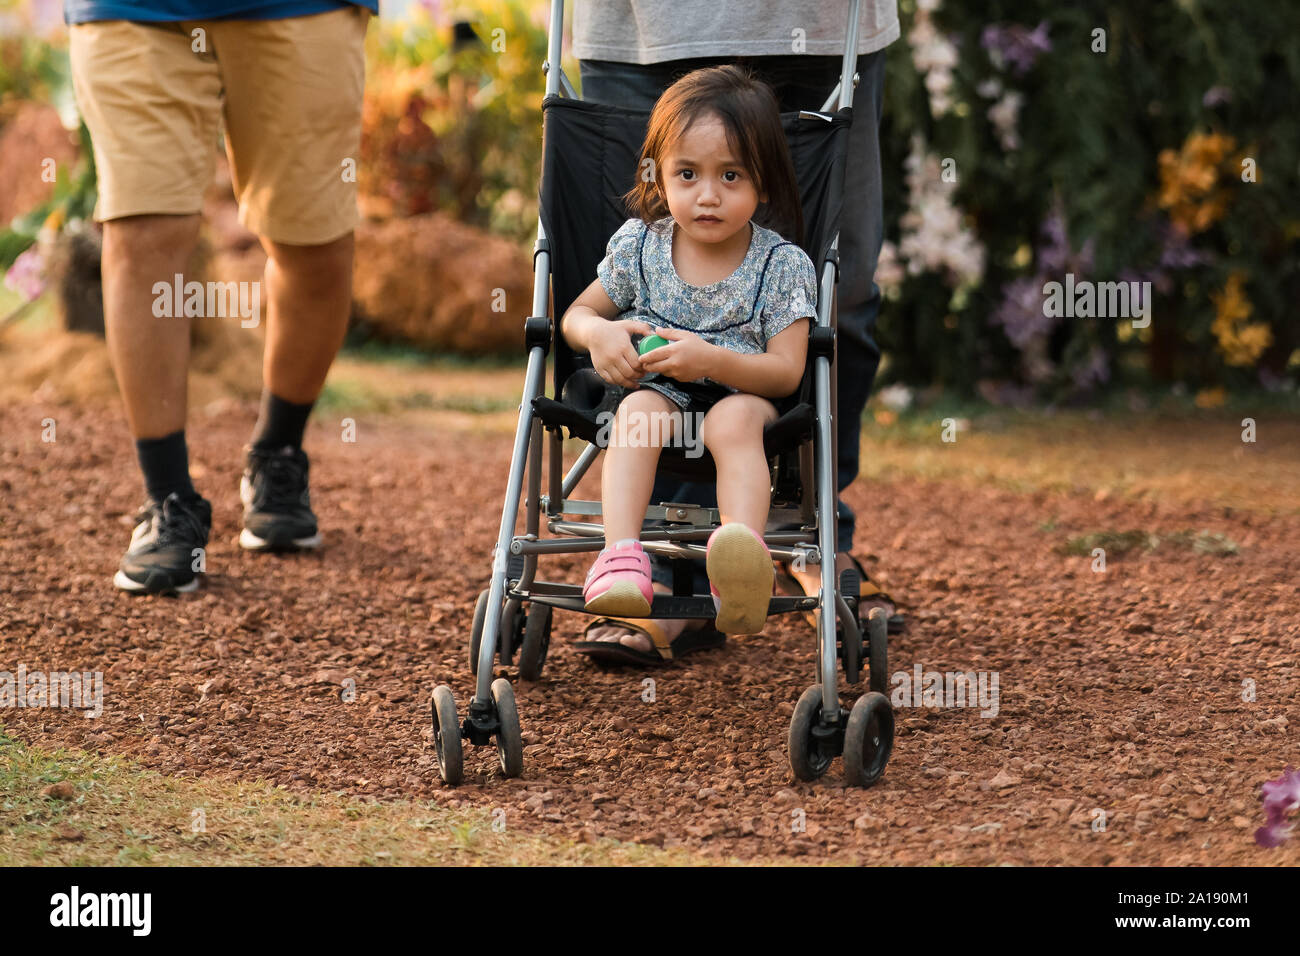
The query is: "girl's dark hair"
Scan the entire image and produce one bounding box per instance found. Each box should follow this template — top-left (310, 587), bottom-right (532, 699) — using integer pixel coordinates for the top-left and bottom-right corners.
top-left (623, 64), bottom-right (804, 246)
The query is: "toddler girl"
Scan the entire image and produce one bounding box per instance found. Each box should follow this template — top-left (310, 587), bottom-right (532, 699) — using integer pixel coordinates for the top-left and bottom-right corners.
top-left (561, 64), bottom-right (817, 637)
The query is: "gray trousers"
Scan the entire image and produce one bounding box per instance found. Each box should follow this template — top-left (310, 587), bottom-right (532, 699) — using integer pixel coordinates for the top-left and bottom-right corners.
top-left (579, 53), bottom-right (885, 589)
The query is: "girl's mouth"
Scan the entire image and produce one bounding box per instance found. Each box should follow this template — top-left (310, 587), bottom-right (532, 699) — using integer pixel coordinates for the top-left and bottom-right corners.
top-left (695, 216), bottom-right (722, 223)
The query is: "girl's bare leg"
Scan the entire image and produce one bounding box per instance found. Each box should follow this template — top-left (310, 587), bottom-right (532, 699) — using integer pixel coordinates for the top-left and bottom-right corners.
top-left (700, 394), bottom-right (779, 533)
top-left (599, 388), bottom-right (677, 543)
top-left (585, 389), bottom-right (700, 651)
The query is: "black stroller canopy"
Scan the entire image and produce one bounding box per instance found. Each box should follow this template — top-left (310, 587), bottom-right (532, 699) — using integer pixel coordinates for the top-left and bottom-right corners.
top-left (538, 94), bottom-right (853, 393)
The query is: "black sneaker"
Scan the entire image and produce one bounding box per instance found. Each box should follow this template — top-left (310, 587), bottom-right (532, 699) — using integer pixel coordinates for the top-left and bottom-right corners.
top-left (113, 492), bottom-right (212, 594)
top-left (239, 444), bottom-right (321, 551)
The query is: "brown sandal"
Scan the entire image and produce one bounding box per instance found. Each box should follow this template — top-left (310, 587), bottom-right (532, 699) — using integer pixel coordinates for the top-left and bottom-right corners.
top-left (574, 615), bottom-right (726, 666)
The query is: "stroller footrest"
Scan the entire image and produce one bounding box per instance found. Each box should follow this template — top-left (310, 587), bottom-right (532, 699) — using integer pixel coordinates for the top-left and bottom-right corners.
top-left (515, 581), bottom-right (819, 618)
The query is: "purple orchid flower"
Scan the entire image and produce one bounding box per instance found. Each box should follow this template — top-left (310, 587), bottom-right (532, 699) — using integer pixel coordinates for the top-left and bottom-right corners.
top-left (1202, 86), bottom-right (1232, 108)
top-left (981, 21), bottom-right (1052, 76)
top-left (1255, 766), bottom-right (1300, 848)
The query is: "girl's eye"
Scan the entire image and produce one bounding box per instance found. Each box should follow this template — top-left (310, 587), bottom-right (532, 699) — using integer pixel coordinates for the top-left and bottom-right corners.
top-left (679, 169), bottom-right (694, 181)
top-left (723, 171), bottom-right (740, 183)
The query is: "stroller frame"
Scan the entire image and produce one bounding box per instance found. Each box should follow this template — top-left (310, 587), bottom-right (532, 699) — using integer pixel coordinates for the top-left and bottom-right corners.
top-left (430, 0), bottom-right (894, 788)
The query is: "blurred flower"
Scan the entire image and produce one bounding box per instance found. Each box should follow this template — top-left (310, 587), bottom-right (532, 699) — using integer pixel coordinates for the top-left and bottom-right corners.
top-left (1202, 86), bottom-right (1232, 108)
top-left (1261, 766), bottom-right (1300, 815)
top-left (907, 1), bottom-right (959, 117)
top-left (976, 78), bottom-right (1003, 99)
top-left (992, 276), bottom-right (1051, 349)
top-left (987, 90), bottom-right (1024, 151)
top-left (1038, 204), bottom-right (1094, 275)
top-left (3, 246), bottom-right (46, 302)
top-left (897, 136), bottom-right (985, 288)
top-left (416, 0), bottom-right (446, 25)
top-left (876, 383), bottom-right (914, 412)
top-left (1256, 766), bottom-right (1300, 849)
top-left (990, 199), bottom-right (1099, 386)
top-left (1157, 131), bottom-right (1238, 234)
top-left (1158, 222), bottom-right (1210, 270)
top-left (981, 21), bottom-right (1051, 76)
top-left (0, 0), bottom-right (63, 38)
top-left (1070, 345), bottom-right (1111, 390)
top-left (1210, 271), bottom-right (1272, 367)
top-left (1194, 386), bottom-right (1226, 409)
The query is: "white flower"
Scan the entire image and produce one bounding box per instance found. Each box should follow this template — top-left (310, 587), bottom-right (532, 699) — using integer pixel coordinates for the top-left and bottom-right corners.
top-left (894, 136), bottom-right (986, 289)
top-left (987, 91), bottom-right (1024, 151)
top-left (907, 5), bottom-right (960, 117)
top-left (877, 383), bottom-right (915, 412)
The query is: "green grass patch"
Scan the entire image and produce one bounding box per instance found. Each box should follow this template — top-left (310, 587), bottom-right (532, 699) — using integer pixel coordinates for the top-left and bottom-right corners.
top-left (339, 336), bottom-right (524, 371)
top-left (314, 380), bottom-right (516, 416)
top-left (0, 728), bottom-right (721, 866)
top-left (1056, 529), bottom-right (1240, 558)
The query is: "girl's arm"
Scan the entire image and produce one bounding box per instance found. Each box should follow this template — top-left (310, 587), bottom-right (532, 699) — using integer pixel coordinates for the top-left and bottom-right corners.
top-left (643, 318), bottom-right (810, 399)
top-left (561, 279), bottom-right (655, 389)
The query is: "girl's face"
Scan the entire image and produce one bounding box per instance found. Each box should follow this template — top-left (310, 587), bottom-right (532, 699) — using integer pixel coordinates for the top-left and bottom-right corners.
top-left (660, 113), bottom-right (765, 247)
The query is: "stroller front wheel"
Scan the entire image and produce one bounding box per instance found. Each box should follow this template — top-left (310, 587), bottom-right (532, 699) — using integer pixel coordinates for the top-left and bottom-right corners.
top-left (843, 691), bottom-right (894, 788)
top-left (491, 678), bottom-right (524, 779)
top-left (789, 684), bottom-right (836, 781)
top-left (431, 684), bottom-right (464, 786)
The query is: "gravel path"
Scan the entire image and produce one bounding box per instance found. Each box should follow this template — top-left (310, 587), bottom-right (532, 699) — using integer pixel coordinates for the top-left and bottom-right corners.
top-left (3, 399), bottom-right (1297, 864)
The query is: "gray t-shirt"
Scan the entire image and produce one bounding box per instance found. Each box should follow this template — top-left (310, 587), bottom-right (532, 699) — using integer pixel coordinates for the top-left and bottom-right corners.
top-left (596, 216), bottom-right (817, 401)
top-left (573, 1), bottom-right (899, 64)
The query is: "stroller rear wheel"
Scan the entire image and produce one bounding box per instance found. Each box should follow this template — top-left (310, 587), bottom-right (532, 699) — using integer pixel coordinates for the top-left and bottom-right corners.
top-left (517, 603), bottom-right (552, 681)
top-left (789, 684), bottom-right (837, 781)
top-left (499, 597), bottom-right (525, 666)
top-left (469, 589), bottom-right (490, 675)
top-left (431, 684), bottom-right (464, 785)
top-left (469, 589), bottom-right (525, 675)
top-left (491, 678), bottom-right (524, 778)
top-left (866, 607), bottom-right (889, 696)
top-left (843, 691), bottom-right (894, 788)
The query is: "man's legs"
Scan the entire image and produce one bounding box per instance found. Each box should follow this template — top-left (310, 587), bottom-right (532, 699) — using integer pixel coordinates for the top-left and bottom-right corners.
top-left (101, 215), bottom-right (201, 441)
top-left (69, 18), bottom-right (223, 592)
top-left (101, 213), bottom-right (214, 593)
top-left (211, 7), bottom-right (369, 550)
top-left (260, 234), bottom-right (354, 405)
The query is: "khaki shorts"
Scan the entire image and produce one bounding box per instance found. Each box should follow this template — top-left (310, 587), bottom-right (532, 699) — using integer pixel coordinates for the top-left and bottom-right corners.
top-left (70, 6), bottom-right (369, 245)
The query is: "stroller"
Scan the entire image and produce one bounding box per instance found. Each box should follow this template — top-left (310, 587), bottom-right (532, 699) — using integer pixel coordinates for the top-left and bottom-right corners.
top-left (429, 0), bottom-right (894, 788)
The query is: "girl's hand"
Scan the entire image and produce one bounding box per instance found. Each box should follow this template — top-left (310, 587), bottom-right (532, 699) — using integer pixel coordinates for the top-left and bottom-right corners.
top-left (639, 327), bottom-right (718, 383)
top-left (589, 317), bottom-right (655, 388)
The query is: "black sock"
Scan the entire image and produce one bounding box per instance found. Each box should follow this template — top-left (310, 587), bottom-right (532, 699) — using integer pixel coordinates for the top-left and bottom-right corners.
top-left (250, 391), bottom-right (314, 451)
top-left (136, 430), bottom-right (195, 503)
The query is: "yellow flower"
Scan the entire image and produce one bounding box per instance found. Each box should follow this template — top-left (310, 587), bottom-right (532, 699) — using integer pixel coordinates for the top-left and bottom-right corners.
top-left (1210, 272), bottom-right (1272, 367)
top-left (1194, 386), bottom-right (1226, 409)
top-left (1157, 131), bottom-right (1238, 234)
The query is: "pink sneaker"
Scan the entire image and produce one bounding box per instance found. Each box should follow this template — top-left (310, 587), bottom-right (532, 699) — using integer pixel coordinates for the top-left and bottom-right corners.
top-left (705, 523), bottom-right (773, 635)
top-left (583, 539), bottom-right (654, 616)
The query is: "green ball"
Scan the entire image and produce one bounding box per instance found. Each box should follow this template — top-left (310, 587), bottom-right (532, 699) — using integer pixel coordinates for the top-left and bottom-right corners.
top-left (637, 334), bottom-right (670, 355)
